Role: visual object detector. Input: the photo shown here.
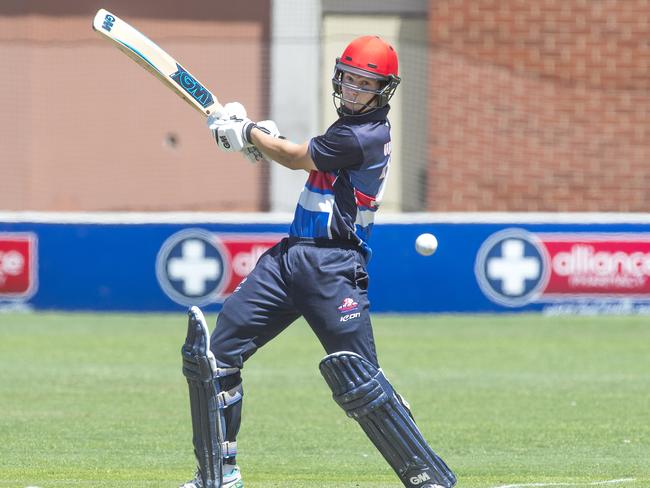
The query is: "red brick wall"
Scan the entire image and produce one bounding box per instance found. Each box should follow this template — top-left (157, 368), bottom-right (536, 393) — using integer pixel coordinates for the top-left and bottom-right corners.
top-left (428, 0), bottom-right (650, 211)
top-left (0, 1), bottom-right (271, 212)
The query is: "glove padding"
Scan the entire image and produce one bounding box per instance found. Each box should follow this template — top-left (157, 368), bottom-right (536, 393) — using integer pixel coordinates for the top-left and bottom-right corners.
top-left (241, 120), bottom-right (281, 163)
top-left (242, 145), bottom-right (264, 163)
top-left (210, 102), bottom-right (247, 121)
top-left (208, 103), bottom-right (256, 162)
top-left (254, 120), bottom-right (280, 139)
top-left (207, 103), bottom-right (281, 163)
top-left (207, 102), bottom-right (253, 153)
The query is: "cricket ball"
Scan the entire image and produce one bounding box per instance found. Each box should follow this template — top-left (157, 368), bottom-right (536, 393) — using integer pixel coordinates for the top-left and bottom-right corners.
top-left (415, 233), bottom-right (438, 256)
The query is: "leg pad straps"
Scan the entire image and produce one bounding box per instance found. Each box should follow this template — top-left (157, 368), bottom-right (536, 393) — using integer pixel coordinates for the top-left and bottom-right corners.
top-left (182, 307), bottom-right (224, 488)
top-left (320, 351), bottom-right (457, 488)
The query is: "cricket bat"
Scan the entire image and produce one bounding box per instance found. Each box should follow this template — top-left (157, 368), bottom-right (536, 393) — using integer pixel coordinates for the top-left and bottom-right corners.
top-left (92, 8), bottom-right (222, 117)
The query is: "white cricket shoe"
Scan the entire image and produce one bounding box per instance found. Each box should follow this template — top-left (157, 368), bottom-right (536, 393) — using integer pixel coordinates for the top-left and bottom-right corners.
top-left (179, 465), bottom-right (243, 488)
top-left (223, 464), bottom-right (243, 488)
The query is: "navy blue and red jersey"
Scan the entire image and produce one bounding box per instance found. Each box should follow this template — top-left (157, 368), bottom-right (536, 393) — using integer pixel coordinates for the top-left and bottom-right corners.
top-left (289, 106), bottom-right (392, 256)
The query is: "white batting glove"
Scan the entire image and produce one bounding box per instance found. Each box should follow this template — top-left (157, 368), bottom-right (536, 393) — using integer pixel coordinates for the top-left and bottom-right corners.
top-left (207, 102), bottom-right (253, 152)
top-left (214, 119), bottom-right (282, 159)
top-left (207, 102), bottom-right (247, 125)
top-left (254, 120), bottom-right (281, 139)
top-left (207, 103), bottom-right (282, 162)
top-left (242, 146), bottom-right (265, 163)
top-left (215, 119), bottom-right (252, 152)
top-left (241, 120), bottom-right (282, 163)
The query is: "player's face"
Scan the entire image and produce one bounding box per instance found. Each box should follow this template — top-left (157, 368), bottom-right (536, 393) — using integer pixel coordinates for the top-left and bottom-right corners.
top-left (341, 72), bottom-right (382, 113)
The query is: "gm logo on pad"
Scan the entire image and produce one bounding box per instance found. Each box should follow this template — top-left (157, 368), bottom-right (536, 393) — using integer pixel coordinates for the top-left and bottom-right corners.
top-left (475, 228), bottom-right (550, 307)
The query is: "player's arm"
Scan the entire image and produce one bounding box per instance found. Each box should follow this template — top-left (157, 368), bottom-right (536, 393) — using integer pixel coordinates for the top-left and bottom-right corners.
top-left (208, 105), bottom-right (316, 171)
top-left (248, 121), bottom-right (362, 173)
top-left (249, 128), bottom-right (316, 172)
top-left (208, 102), bottom-right (360, 173)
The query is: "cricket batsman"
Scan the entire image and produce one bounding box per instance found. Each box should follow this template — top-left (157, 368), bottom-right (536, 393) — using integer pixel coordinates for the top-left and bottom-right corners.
top-left (180, 35), bottom-right (457, 488)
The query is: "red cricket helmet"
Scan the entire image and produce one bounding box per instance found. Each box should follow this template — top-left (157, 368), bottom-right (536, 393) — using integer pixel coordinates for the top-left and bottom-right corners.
top-left (332, 36), bottom-right (401, 115)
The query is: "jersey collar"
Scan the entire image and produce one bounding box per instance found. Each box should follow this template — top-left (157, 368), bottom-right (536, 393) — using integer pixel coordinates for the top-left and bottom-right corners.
top-left (339, 105), bottom-right (390, 123)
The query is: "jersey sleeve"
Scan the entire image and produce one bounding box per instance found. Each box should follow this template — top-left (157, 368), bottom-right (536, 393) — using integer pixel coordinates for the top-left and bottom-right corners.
top-left (309, 124), bottom-right (363, 171)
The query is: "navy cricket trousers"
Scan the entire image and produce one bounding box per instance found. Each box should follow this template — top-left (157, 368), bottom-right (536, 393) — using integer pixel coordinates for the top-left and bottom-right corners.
top-left (210, 237), bottom-right (378, 369)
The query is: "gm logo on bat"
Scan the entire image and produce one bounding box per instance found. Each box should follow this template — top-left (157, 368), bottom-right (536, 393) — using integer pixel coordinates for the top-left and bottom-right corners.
top-left (102, 14), bottom-right (115, 32)
top-left (170, 64), bottom-right (214, 108)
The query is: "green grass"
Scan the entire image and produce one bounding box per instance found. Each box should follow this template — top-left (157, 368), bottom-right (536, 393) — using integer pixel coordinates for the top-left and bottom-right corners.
top-left (0, 312), bottom-right (648, 488)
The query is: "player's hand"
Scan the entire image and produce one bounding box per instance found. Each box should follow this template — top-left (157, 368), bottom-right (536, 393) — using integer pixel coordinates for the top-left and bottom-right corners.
top-left (207, 102), bottom-right (254, 152)
top-left (241, 120), bottom-right (283, 163)
top-left (209, 118), bottom-right (254, 153)
top-left (208, 102), bottom-right (247, 123)
top-left (242, 145), bottom-right (265, 164)
top-left (207, 105), bottom-right (282, 162)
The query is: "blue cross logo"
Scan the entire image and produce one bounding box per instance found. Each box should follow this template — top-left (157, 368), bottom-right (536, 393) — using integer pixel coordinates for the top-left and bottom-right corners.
top-left (475, 229), bottom-right (549, 307)
top-left (156, 229), bottom-right (228, 306)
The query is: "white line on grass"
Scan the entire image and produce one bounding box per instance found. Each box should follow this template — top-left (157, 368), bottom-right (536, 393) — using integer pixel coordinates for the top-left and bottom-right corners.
top-left (492, 478), bottom-right (636, 488)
